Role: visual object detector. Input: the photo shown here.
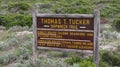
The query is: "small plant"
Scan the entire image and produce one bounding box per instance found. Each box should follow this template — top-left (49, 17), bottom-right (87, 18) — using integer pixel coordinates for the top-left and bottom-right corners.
top-left (65, 56), bottom-right (83, 65)
top-left (37, 57), bottom-right (67, 67)
top-left (0, 52), bottom-right (16, 65)
top-left (0, 14), bottom-right (32, 29)
top-left (14, 47), bottom-right (32, 59)
top-left (65, 56), bottom-right (96, 67)
top-left (112, 15), bottom-right (120, 32)
top-left (69, 63), bottom-right (79, 67)
top-left (9, 2), bottom-right (30, 11)
top-left (11, 63), bottom-right (24, 67)
top-left (79, 60), bottom-right (96, 67)
top-left (101, 50), bottom-right (120, 66)
top-left (99, 61), bottom-right (110, 67)
top-left (24, 59), bottom-right (36, 67)
top-left (8, 26), bottom-right (29, 32)
top-left (22, 41), bottom-right (33, 50)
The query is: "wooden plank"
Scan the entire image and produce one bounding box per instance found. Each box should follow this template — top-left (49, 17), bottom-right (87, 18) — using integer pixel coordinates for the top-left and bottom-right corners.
top-left (32, 8), bottom-right (38, 67)
top-left (37, 28), bottom-right (94, 32)
top-left (93, 10), bottom-right (100, 67)
top-left (36, 14), bottom-right (93, 18)
top-left (37, 46), bottom-right (93, 53)
top-left (39, 38), bottom-right (92, 42)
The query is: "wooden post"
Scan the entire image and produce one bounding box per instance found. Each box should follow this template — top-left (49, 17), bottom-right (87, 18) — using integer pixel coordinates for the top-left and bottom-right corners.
top-left (32, 7), bottom-right (38, 67)
top-left (93, 10), bottom-right (100, 67)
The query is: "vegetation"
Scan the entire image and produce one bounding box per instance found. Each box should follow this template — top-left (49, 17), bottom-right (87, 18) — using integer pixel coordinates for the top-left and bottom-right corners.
top-left (101, 50), bottom-right (120, 66)
top-left (112, 15), bottom-right (120, 32)
top-left (0, 0), bottom-right (120, 67)
top-left (0, 14), bottom-right (32, 29)
top-left (0, 0), bottom-right (120, 31)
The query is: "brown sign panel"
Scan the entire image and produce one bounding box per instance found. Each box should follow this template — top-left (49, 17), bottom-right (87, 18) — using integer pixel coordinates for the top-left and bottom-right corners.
top-left (37, 17), bottom-right (94, 30)
top-left (36, 16), bottom-right (94, 50)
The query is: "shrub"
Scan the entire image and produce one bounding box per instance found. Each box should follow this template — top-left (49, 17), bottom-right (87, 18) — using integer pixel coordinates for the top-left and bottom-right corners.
top-left (11, 63), bottom-right (24, 67)
top-left (99, 61), bottom-right (110, 67)
top-left (14, 47), bottom-right (32, 59)
top-left (112, 15), bottom-right (120, 32)
top-left (79, 60), bottom-right (96, 67)
top-left (0, 37), bottom-right (20, 51)
top-left (7, 37), bottom-right (19, 47)
top-left (0, 52), bottom-right (17, 65)
top-left (23, 59), bottom-right (36, 67)
top-left (53, 0), bottom-right (93, 14)
top-left (101, 51), bottom-right (120, 66)
top-left (65, 56), bottom-right (83, 65)
top-left (37, 57), bottom-right (67, 67)
top-left (0, 14), bottom-right (32, 29)
top-left (54, 5), bottom-right (92, 14)
top-left (9, 2), bottom-right (30, 11)
top-left (65, 56), bottom-right (96, 67)
top-left (47, 51), bottom-right (64, 58)
top-left (22, 41), bottom-right (33, 50)
top-left (69, 63), bottom-right (79, 67)
top-left (8, 26), bottom-right (29, 32)
top-left (47, 51), bottom-right (70, 58)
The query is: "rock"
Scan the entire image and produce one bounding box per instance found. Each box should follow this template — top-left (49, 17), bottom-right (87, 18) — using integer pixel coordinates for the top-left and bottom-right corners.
top-left (100, 45), bottom-right (117, 51)
top-left (117, 33), bottom-right (120, 39)
top-left (16, 31), bottom-right (33, 36)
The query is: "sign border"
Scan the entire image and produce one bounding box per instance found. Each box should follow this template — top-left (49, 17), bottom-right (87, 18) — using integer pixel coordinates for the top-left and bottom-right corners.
top-left (36, 14), bottom-right (94, 51)
top-left (33, 10), bottom-right (100, 67)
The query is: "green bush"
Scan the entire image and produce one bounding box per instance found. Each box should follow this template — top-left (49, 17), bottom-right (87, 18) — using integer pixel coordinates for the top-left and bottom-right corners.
top-left (69, 63), bottom-right (79, 67)
top-left (65, 56), bottom-right (82, 65)
top-left (0, 37), bottom-right (20, 51)
top-left (47, 51), bottom-right (65, 58)
top-left (0, 14), bottom-right (32, 29)
top-left (52, 0), bottom-right (94, 14)
top-left (8, 26), bottom-right (29, 32)
top-left (37, 57), bottom-right (66, 67)
top-left (54, 7), bottom-right (91, 14)
top-left (9, 2), bottom-right (30, 11)
top-left (101, 51), bottom-right (120, 66)
top-left (14, 47), bottom-right (32, 59)
top-left (65, 56), bottom-right (96, 67)
top-left (23, 41), bottom-right (33, 50)
top-left (99, 61), bottom-right (110, 67)
top-left (112, 15), bottom-right (120, 32)
top-left (23, 59), bottom-right (36, 67)
top-left (79, 60), bottom-right (96, 67)
top-left (11, 63), bottom-right (25, 67)
top-left (0, 52), bottom-right (17, 65)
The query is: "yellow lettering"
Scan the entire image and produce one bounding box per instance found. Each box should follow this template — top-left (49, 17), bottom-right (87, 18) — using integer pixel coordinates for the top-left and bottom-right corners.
top-left (69, 19), bottom-right (90, 25)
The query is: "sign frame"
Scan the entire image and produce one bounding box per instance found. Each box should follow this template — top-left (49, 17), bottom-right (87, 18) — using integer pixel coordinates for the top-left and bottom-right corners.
top-left (32, 10), bottom-right (100, 66)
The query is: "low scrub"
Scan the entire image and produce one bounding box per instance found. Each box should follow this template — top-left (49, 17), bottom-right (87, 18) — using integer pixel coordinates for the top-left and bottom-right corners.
top-left (101, 50), bottom-right (120, 66)
top-left (112, 15), bottom-right (120, 32)
top-left (0, 14), bottom-right (32, 29)
top-left (65, 56), bottom-right (96, 67)
top-left (8, 2), bottom-right (30, 11)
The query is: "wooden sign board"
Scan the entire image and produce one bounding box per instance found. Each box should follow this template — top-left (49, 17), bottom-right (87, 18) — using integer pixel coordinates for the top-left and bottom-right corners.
top-left (33, 10), bottom-right (100, 67)
top-left (35, 14), bottom-right (94, 50)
